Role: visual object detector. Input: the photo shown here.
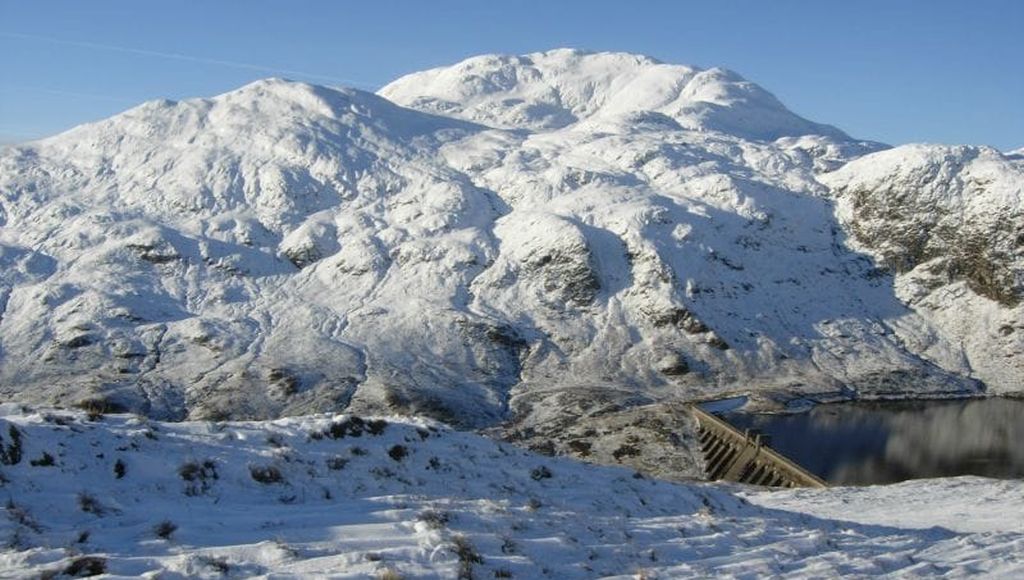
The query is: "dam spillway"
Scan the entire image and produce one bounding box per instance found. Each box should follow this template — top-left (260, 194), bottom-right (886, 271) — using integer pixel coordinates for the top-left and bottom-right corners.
top-left (692, 405), bottom-right (826, 489)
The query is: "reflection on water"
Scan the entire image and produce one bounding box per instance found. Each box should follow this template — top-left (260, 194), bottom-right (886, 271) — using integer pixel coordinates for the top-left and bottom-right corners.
top-left (723, 398), bottom-right (1024, 485)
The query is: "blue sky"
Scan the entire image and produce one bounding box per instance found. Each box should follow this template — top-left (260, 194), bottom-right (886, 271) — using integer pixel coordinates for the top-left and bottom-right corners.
top-left (1, 0), bottom-right (1021, 149)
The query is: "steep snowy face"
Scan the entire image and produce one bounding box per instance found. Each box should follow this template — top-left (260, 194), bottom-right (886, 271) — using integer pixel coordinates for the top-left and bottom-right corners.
top-left (0, 79), bottom-right (511, 423)
top-left (1, 79), bottom-right (476, 232)
top-left (822, 144), bottom-right (1024, 390)
top-left (0, 51), bottom-right (1015, 471)
top-left (380, 49), bottom-right (848, 141)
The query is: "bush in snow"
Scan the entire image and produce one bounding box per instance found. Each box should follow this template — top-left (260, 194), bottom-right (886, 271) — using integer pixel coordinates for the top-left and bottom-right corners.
top-left (451, 534), bottom-right (483, 579)
top-left (178, 459), bottom-right (218, 496)
top-left (326, 456), bottom-right (348, 470)
top-left (388, 444), bottom-right (409, 462)
top-left (30, 452), bottom-right (55, 467)
top-left (195, 555), bottom-right (230, 575)
top-left (0, 424), bottom-right (23, 465)
top-left (416, 509), bottom-right (450, 530)
top-left (530, 466), bottom-right (553, 481)
top-left (57, 556), bottom-right (107, 577)
top-left (154, 520), bottom-right (177, 540)
top-left (77, 493), bottom-right (105, 516)
top-left (250, 465), bottom-right (285, 484)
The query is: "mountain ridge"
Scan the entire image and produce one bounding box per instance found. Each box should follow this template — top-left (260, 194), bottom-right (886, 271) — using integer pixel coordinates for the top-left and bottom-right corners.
top-left (1, 49), bottom-right (1021, 477)
top-left (380, 48), bottom-right (854, 141)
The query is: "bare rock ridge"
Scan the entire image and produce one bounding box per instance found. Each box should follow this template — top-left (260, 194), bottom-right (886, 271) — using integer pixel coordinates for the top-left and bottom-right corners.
top-left (0, 50), bottom-right (1021, 474)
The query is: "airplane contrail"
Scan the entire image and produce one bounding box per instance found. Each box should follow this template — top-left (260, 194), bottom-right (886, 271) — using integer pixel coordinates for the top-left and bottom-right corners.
top-left (0, 31), bottom-right (377, 88)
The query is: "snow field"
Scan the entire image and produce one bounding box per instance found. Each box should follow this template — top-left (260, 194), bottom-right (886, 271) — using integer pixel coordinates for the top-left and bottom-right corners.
top-left (0, 406), bottom-right (1021, 578)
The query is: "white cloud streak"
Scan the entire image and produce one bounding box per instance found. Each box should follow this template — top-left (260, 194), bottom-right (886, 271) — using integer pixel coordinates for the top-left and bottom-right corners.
top-left (0, 31), bottom-right (376, 88)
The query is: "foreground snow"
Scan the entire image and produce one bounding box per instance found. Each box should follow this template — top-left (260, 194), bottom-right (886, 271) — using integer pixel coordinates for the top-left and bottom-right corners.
top-left (0, 407), bottom-right (1021, 578)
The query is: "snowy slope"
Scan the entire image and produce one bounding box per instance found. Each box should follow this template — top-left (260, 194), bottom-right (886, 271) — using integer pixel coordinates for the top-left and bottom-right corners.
top-left (0, 406), bottom-right (1021, 578)
top-left (1, 50), bottom-right (1021, 479)
top-left (822, 144), bottom-right (1024, 391)
top-left (379, 48), bottom-right (849, 141)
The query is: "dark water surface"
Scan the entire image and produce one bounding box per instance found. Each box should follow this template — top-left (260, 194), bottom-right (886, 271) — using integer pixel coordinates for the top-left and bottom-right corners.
top-left (722, 398), bottom-right (1024, 485)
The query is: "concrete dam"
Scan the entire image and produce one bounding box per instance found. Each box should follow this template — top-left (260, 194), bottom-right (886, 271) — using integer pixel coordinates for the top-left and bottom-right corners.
top-left (692, 405), bottom-right (826, 489)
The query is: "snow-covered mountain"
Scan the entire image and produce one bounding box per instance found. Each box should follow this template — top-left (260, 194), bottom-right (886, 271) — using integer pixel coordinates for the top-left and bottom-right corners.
top-left (379, 49), bottom-right (848, 141)
top-left (1, 49), bottom-right (1021, 476)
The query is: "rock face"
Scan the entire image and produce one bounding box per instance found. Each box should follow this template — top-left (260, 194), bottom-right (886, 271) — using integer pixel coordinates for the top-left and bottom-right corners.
top-left (822, 144), bottom-right (1024, 392)
top-left (0, 50), bottom-right (1020, 476)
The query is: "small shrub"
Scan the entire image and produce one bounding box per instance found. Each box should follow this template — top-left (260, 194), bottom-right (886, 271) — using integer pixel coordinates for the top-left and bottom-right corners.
top-left (196, 555), bottom-right (230, 574)
top-left (0, 425), bottom-right (23, 465)
top-left (74, 398), bottom-right (127, 420)
top-left (76, 531), bottom-right (90, 544)
top-left (114, 459), bottom-right (126, 479)
top-left (500, 537), bottom-right (517, 554)
top-left (377, 568), bottom-right (404, 580)
top-left (326, 456), bottom-right (348, 471)
top-left (350, 446), bottom-right (367, 456)
top-left (63, 556), bottom-right (107, 577)
top-left (5, 499), bottom-right (42, 532)
top-left (179, 460), bottom-right (217, 481)
top-left (179, 459), bottom-right (218, 496)
top-left (250, 465), bottom-right (285, 484)
top-left (388, 444), bottom-right (408, 462)
top-left (42, 413), bottom-right (72, 426)
top-left (416, 509), bottom-right (450, 530)
top-left (567, 440), bottom-right (592, 456)
top-left (494, 569), bottom-right (513, 578)
top-left (274, 538), bottom-right (299, 559)
top-left (612, 444), bottom-right (641, 461)
top-left (268, 368), bottom-right (299, 397)
top-left (154, 520), bottom-right (177, 539)
top-left (30, 452), bottom-right (55, 467)
top-left (526, 498), bottom-right (542, 511)
top-left (451, 534), bottom-right (483, 580)
top-left (77, 493), bottom-right (104, 515)
top-left (324, 417), bottom-right (366, 439)
top-left (530, 466), bottom-right (552, 481)
top-left (529, 440), bottom-right (555, 456)
top-left (366, 419), bottom-right (389, 435)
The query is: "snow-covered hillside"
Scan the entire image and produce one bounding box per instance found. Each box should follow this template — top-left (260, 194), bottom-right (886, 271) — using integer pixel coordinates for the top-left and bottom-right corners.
top-left (1, 49), bottom-right (1021, 478)
top-left (0, 406), bottom-right (1021, 578)
top-left (822, 144), bottom-right (1024, 390)
top-left (379, 49), bottom-right (848, 141)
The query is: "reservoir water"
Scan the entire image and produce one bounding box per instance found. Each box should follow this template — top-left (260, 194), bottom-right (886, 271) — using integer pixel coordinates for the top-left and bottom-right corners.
top-left (721, 397), bottom-right (1024, 485)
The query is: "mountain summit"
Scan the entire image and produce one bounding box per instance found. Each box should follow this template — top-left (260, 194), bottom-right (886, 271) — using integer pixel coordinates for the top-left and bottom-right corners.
top-left (1, 50), bottom-right (1021, 476)
top-left (381, 48), bottom-right (849, 140)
